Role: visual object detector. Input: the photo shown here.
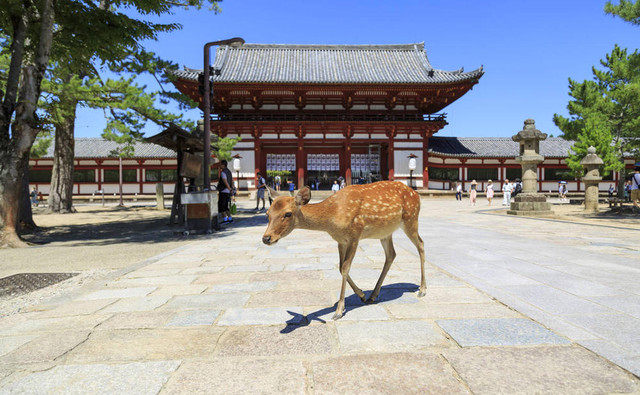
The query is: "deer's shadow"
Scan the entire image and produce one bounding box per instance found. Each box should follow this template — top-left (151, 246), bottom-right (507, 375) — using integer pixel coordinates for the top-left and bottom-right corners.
top-left (280, 282), bottom-right (419, 334)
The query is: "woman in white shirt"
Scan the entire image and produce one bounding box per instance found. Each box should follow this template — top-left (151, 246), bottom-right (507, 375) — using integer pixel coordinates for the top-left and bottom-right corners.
top-left (486, 180), bottom-right (494, 206)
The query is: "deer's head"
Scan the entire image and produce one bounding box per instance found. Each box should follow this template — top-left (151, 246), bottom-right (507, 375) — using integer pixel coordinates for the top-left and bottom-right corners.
top-left (262, 186), bottom-right (311, 245)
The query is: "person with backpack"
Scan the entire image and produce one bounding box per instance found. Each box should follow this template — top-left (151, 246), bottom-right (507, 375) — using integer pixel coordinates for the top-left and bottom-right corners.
top-left (218, 160), bottom-right (234, 224)
top-left (255, 171), bottom-right (267, 211)
top-left (512, 178), bottom-right (523, 198)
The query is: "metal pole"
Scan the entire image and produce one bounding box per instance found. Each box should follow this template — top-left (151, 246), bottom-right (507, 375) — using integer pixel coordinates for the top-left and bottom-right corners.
top-left (203, 37), bottom-right (245, 190)
top-left (118, 156), bottom-right (124, 206)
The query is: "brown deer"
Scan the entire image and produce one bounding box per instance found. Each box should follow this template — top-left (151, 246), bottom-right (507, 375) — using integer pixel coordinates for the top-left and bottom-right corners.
top-left (262, 181), bottom-right (426, 320)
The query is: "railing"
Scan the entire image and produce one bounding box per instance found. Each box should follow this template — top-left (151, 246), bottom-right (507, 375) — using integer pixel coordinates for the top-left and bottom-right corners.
top-left (212, 112), bottom-right (447, 123)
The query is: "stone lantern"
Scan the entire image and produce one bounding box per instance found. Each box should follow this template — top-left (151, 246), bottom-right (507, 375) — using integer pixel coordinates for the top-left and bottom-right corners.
top-left (580, 146), bottom-right (603, 212)
top-left (507, 119), bottom-right (553, 216)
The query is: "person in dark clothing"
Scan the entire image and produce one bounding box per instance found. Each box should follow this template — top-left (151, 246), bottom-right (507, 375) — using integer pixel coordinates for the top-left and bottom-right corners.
top-left (255, 171), bottom-right (267, 211)
top-left (218, 160), bottom-right (234, 223)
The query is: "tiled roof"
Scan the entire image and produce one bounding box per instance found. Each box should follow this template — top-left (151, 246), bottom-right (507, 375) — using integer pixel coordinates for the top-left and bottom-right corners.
top-left (173, 43), bottom-right (484, 84)
top-left (428, 137), bottom-right (575, 158)
top-left (40, 138), bottom-right (176, 159)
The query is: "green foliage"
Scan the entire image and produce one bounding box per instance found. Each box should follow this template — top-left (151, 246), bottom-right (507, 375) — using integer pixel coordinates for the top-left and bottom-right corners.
top-left (30, 136), bottom-right (52, 159)
top-left (554, 45), bottom-right (640, 173)
top-left (605, 0), bottom-right (640, 25)
top-left (214, 137), bottom-right (242, 162)
top-left (266, 170), bottom-right (293, 179)
top-left (565, 117), bottom-right (623, 177)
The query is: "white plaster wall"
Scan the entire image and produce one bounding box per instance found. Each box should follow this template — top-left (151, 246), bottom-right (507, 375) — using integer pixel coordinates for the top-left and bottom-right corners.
top-left (394, 150), bottom-right (423, 178)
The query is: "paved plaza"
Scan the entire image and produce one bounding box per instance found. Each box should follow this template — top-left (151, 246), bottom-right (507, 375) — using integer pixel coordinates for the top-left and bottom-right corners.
top-left (0, 198), bottom-right (639, 394)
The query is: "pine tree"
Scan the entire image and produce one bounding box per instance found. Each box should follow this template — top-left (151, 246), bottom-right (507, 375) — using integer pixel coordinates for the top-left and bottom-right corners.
top-left (606, 0), bottom-right (640, 25)
top-left (554, 45), bottom-right (640, 196)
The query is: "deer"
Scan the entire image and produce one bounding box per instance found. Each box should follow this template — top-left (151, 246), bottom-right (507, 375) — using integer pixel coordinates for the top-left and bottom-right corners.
top-left (262, 180), bottom-right (426, 320)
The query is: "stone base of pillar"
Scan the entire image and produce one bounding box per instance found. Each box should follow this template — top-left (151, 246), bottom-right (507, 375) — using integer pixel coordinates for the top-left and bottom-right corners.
top-left (507, 193), bottom-right (554, 217)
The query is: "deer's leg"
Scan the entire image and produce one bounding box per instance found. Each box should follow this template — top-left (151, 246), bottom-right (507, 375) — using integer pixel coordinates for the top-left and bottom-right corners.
top-left (338, 243), bottom-right (366, 302)
top-left (403, 220), bottom-right (427, 297)
top-left (367, 235), bottom-right (396, 303)
top-left (334, 241), bottom-right (358, 320)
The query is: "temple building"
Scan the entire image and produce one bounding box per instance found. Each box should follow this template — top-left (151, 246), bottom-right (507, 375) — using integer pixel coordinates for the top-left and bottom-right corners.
top-left (27, 43), bottom-right (636, 196)
top-left (171, 43), bottom-right (484, 190)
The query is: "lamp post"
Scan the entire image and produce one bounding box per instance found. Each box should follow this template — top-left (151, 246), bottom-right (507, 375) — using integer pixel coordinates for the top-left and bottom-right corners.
top-left (202, 37), bottom-right (245, 190)
top-left (232, 154), bottom-right (242, 190)
top-left (408, 153), bottom-right (418, 190)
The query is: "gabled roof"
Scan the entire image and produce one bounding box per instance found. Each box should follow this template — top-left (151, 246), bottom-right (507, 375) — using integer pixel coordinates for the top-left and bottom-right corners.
top-left (428, 137), bottom-right (575, 158)
top-left (39, 138), bottom-right (176, 159)
top-left (172, 43), bottom-right (484, 85)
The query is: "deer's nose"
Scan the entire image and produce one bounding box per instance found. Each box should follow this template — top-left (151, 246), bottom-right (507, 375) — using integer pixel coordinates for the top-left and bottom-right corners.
top-left (262, 235), bottom-right (271, 245)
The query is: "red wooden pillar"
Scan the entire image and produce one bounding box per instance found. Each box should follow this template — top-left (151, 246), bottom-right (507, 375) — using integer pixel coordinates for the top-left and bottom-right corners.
top-left (344, 128), bottom-right (352, 185)
top-left (387, 127), bottom-right (396, 181)
top-left (297, 140), bottom-right (305, 189)
top-left (254, 132), bottom-right (261, 189)
top-left (422, 137), bottom-right (429, 189)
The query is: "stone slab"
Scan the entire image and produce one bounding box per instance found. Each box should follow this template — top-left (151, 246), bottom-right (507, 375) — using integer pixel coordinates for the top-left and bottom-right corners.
top-left (0, 361), bottom-right (179, 395)
top-left (167, 310), bottom-right (220, 326)
top-left (77, 287), bottom-right (156, 301)
top-left (215, 324), bottom-right (333, 356)
top-left (386, 302), bottom-right (521, 320)
top-left (64, 328), bottom-right (223, 363)
top-left (111, 275), bottom-right (198, 287)
top-left (0, 331), bottom-right (89, 364)
top-left (250, 271), bottom-right (322, 282)
top-left (217, 307), bottom-right (304, 326)
top-left (149, 285), bottom-right (208, 297)
top-left (161, 293), bottom-right (250, 311)
top-left (423, 287), bottom-right (494, 305)
top-left (312, 352), bottom-right (470, 395)
top-left (285, 262), bottom-right (335, 271)
top-left (161, 359), bottom-right (306, 395)
top-left (444, 346), bottom-right (640, 394)
top-left (36, 299), bottom-right (117, 318)
top-left (499, 285), bottom-right (612, 315)
top-left (561, 313), bottom-right (640, 354)
top-left (223, 264), bottom-right (269, 273)
top-left (97, 311), bottom-right (174, 330)
top-left (248, 290), bottom-right (333, 307)
top-left (100, 295), bottom-right (171, 313)
top-left (0, 315), bottom-right (110, 335)
top-left (310, 304), bottom-right (389, 322)
top-left (437, 318), bottom-right (570, 346)
top-left (206, 281), bottom-right (277, 293)
top-left (0, 335), bottom-right (38, 357)
top-left (336, 320), bottom-right (446, 353)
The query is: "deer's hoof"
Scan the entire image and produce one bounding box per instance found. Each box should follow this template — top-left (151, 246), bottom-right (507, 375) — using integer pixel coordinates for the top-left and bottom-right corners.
top-left (332, 312), bottom-right (343, 321)
top-left (365, 297), bottom-right (376, 304)
top-left (417, 290), bottom-right (426, 297)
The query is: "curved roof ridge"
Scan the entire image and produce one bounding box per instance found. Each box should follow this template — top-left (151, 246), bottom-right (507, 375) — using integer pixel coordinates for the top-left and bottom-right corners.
top-left (234, 43), bottom-right (426, 51)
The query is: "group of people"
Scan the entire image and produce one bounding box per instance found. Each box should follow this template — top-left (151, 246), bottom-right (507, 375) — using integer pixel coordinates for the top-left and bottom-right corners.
top-left (454, 178), bottom-right (522, 206)
top-left (29, 187), bottom-right (43, 207)
top-left (331, 178), bottom-right (347, 193)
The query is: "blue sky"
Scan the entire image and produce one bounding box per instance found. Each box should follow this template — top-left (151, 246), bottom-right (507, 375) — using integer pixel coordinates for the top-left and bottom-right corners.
top-left (75, 0), bottom-right (638, 139)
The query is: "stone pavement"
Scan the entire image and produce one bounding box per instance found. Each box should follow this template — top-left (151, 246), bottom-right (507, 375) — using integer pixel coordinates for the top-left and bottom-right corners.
top-left (0, 198), bottom-right (639, 394)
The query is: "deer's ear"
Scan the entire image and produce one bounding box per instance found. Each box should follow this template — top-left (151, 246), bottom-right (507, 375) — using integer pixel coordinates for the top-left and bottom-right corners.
top-left (295, 186), bottom-right (311, 206)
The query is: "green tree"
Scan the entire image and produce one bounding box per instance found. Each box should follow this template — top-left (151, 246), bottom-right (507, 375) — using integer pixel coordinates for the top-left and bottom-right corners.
top-left (606, 0), bottom-right (640, 25)
top-left (0, 0), bottom-right (219, 247)
top-left (554, 45), bottom-right (640, 196)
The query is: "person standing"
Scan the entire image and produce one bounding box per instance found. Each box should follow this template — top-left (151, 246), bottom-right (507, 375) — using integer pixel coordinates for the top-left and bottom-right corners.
top-left (502, 179), bottom-right (513, 206)
top-left (218, 160), bottom-right (234, 224)
top-left (30, 187), bottom-right (38, 207)
top-left (314, 177), bottom-right (319, 191)
top-left (331, 180), bottom-right (340, 193)
top-left (255, 171), bottom-right (267, 211)
top-left (455, 182), bottom-right (462, 201)
top-left (608, 184), bottom-right (615, 198)
top-left (469, 180), bottom-right (478, 206)
top-left (340, 178), bottom-right (346, 190)
top-left (631, 167), bottom-right (640, 207)
top-left (288, 179), bottom-right (296, 197)
top-left (275, 174), bottom-right (281, 191)
top-left (486, 179), bottom-right (494, 206)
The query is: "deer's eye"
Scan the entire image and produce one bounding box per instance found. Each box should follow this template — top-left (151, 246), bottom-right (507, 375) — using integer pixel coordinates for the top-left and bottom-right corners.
top-left (284, 212), bottom-right (292, 218)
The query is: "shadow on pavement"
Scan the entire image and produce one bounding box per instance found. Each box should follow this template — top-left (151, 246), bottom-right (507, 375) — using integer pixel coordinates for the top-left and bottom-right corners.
top-left (280, 283), bottom-right (419, 333)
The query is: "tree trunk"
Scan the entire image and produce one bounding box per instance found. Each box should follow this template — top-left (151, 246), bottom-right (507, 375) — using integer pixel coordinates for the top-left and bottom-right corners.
top-left (19, 154), bottom-right (37, 230)
top-left (0, 148), bottom-right (29, 247)
top-left (0, 0), bottom-right (56, 248)
top-left (49, 108), bottom-right (77, 213)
